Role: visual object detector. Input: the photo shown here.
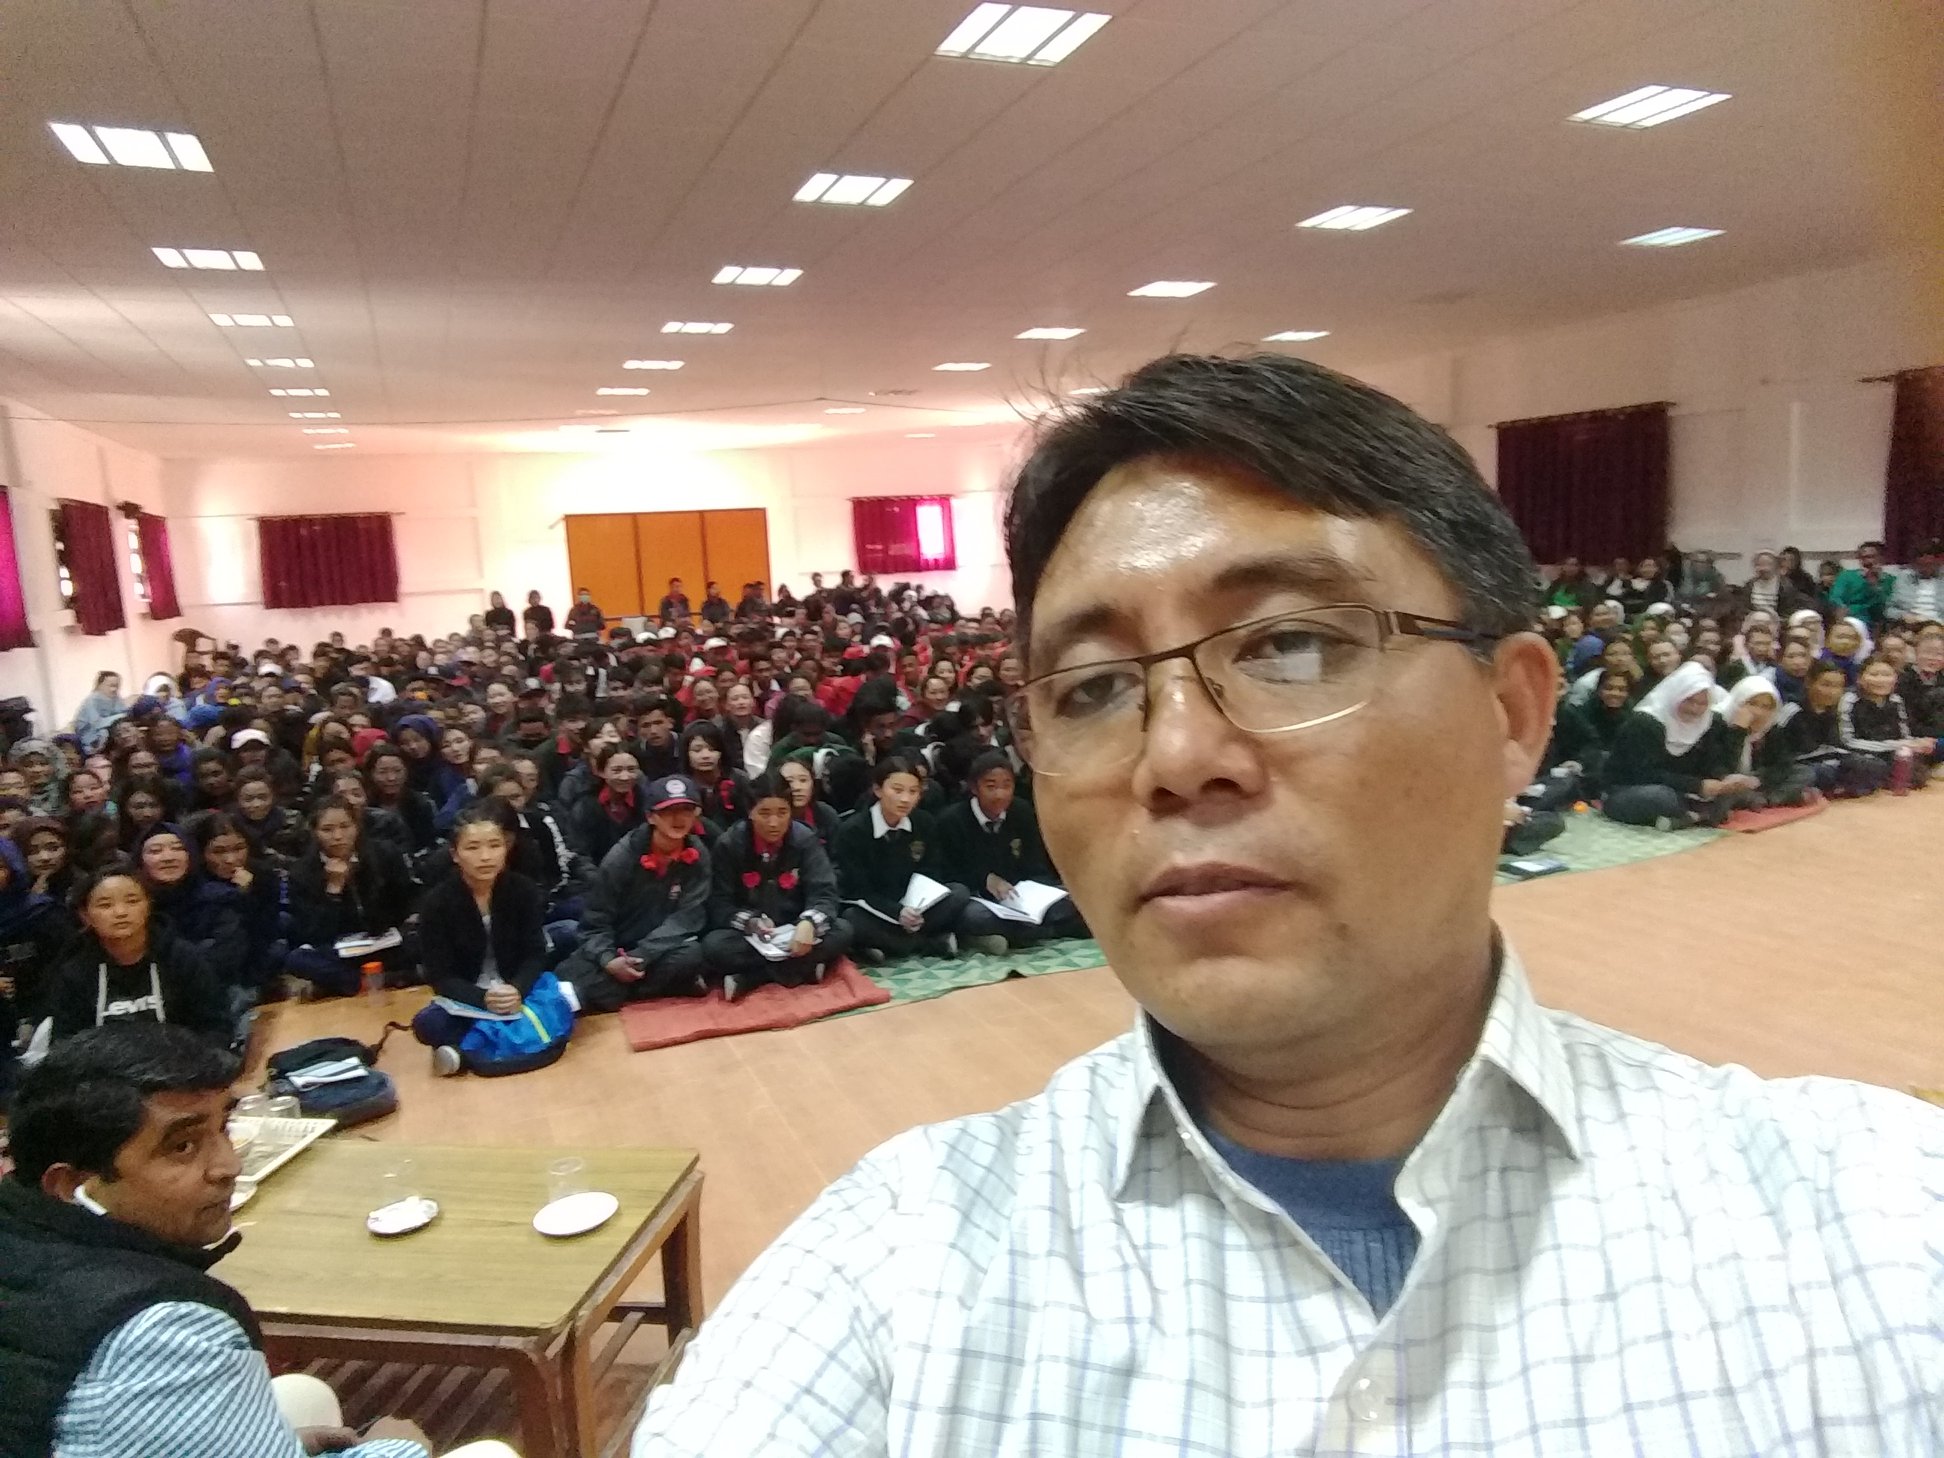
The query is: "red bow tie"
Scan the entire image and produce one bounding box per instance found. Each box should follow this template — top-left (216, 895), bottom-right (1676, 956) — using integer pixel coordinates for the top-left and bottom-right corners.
top-left (641, 846), bottom-right (699, 875)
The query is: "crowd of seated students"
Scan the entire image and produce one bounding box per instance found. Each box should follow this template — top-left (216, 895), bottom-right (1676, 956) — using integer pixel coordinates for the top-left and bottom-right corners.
top-left (0, 568), bottom-right (1080, 1092)
top-left (1511, 538), bottom-right (1943, 850)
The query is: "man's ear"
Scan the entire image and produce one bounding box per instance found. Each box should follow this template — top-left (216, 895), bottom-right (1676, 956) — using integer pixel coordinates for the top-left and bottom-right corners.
top-left (1492, 632), bottom-right (1560, 800)
top-left (40, 1162), bottom-right (89, 1204)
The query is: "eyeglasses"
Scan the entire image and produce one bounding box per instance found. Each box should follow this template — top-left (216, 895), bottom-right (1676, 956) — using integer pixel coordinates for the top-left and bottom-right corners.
top-left (1004, 604), bottom-right (1499, 778)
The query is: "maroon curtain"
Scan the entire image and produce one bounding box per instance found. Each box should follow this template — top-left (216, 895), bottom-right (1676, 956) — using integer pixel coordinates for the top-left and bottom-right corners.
top-left (60, 500), bottom-right (126, 636)
top-left (852, 496), bottom-right (957, 575)
top-left (258, 513), bottom-right (399, 609)
top-left (138, 511), bottom-right (181, 620)
top-left (1883, 365), bottom-right (1944, 559)
top-left (1493, 403), bottom-right (1670, 565)
top-left (0, 489), bottom-right (33, 651)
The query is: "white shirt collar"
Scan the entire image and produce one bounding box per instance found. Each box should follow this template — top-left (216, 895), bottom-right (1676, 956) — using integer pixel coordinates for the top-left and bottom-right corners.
top-left (870, 803), bottom-right (910, 838)
top-left (970, 798), bottom-right (1003, 829)
top-left (1109, 936), bottom-right (1584, 1202)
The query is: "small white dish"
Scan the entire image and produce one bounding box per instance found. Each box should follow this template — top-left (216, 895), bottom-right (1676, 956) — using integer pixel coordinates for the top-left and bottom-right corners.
top-left (533, 1190), bottom-right (618, 1238)
top-left (366, 1195), bottom-right (439, 1236)
top-left (230, 1182), bottom-right (258, 1213)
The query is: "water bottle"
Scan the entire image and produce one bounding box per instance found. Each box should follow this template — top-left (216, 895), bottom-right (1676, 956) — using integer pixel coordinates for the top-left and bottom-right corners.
top-left (1889, 748), bottom-right (1913, 797)
top-left (360, 960), bottom-right (384, 999)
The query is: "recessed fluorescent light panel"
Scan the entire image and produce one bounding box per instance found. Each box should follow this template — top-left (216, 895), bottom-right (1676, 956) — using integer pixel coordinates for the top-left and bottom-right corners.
top-left (1621, 226), bottom-right (1723, 247)
top-left (152, 247), bottom-right (262, 271)
top-left (596, 386), bottom-right (651, 396)
top-left (245, 358), bottom-right (313, 369)
top-left (906, 432), bottom-right (937, 439)
top-left (267, 388), bottom-right (330, 397)
top-left (1128, 280), bottom-right (1214, 298)
top-left (288, 411), bottom-right (340, 419)
top-left (824, 407), bottom-right (867, 415)
top-left (621, 359), bottom-right (684, 370)
top-left (1263, 330), bottom-right (1331, 343)
top-left (300, 427), bottom-right (348, 435)
top-left (712, 265), bottom-right (802, 287)
top-left (936, 5), bottom-right (1110, 65)
top-left (661, 321), bottom-right (733, 334)
top-left (313, 442), bottom-right (356, 450)
top-left (794, 172), bottom-right (913, 207)
top-left (933, 361), bottom-right (991, 372)
top-left (49, 122), bottom-right (213, 171)
top-left (1571, 85), bottom-right (1730, 129)
top-left (209, 313), bottom-right (294, 327)
top-left (1297, 205), bottom-right (1412, 231)
top-left (1016, 326), bottom-right (1085, 340)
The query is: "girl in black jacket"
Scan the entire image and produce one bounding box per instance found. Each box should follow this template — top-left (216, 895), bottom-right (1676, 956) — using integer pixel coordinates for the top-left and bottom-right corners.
top-left (47, 858), bottom-right (230, 1046)
top-left (776, 756), bottom-right (842, 851)
top-left (410, 803), bottom-right (551, 1075)
top-left (702, 774), bottom-right (851, 1000)
top-left (190, 811), bottom-right (285, 1000)
top-left (364, 743), bottom-right (438, 853)
top-left (134, 823), bottom-right (252, 998)
top-left (232, 767), bottom-right (311, 865)
top-left (283, 795), bottom-right (419, 997)
top-left (564, 740), bottom-right (647, 861)
top-left (0, 835), bottom-right (70, 1039)
top-left (680, 721), bottom-right (749, 834)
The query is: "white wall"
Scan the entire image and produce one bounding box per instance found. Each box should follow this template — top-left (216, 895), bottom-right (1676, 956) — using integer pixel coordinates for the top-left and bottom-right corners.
top-left (1355, 254), bottom-right (1929, 566)
top-left (0, 399), bottom-right (177, 728)
top-left (161, 428), bottom-right (1027, 646)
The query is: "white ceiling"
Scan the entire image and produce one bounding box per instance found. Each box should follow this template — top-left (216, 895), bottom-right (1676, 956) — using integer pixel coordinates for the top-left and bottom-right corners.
top-left (0, 0), bottom-right (1904, 459)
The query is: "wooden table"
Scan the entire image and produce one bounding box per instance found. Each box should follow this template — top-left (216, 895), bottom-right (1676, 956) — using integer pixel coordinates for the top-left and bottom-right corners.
top-left (218, 1141), bottom-right (702, 1458)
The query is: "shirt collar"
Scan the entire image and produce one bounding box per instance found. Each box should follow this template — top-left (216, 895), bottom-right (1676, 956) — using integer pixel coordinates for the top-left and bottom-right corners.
top-left (970, 798), bottom-right (1003, 829)
top-left (870, 803), bottom-right (909, 838)
top-left (1109, 936), bottom-right (1583, 1202)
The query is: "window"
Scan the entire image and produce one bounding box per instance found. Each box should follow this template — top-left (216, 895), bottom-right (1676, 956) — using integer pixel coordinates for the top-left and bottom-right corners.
top-left (127, 517), bottom-right (149, 602)
top-left (852, 496), bottom-right (958, 575)
top-left (49, 509), bottom-right (75, 610)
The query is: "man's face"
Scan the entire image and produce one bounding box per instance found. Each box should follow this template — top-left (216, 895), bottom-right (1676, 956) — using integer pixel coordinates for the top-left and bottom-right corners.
top-left (1647, 640), bottom-right (1681, 677)
top-left (67, 1087), bottom-right (242, 1249)
top-left (974, 767), bottom-right (1015, 821)
top-left (650, 804), bottom-right (699, 843)
top-left (641, 711), bottom-right (674, 747)
top-left (1780, 641), bottom-right (1812, 676)
top-left (1753, 552), bottom-right (1776, 580)
top-left (195, 759), bottom-right (231, 799)
top-left (486, 683), bottom-right (514, 715)
top-left (1024, 456), bottom-right (1548, 1066)
top-left (1859, 543), bottom-right (1882, 572)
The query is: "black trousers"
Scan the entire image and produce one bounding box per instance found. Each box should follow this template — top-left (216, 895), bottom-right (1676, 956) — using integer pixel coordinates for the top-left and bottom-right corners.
top-left (958, 896), bottom-right (1089, 946)
top-left (569, 939), bottom-right (711, 1014)
top-left (842, 885), bottom-right (972, 957)
top-left (700, 920), bottom-right (855, 990)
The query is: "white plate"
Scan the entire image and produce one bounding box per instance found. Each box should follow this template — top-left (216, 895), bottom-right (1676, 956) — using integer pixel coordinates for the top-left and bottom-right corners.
top-left (533, 1190), bottom-right (618, 1238)
top-left (230, 1182), bottom-right (258, 1212)
top-left (366, 1195), bottom-right (440, 1236)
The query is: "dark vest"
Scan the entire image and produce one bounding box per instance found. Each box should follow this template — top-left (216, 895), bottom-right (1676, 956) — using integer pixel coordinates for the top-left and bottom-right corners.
top-left (0, 1178), bottom-right (262, 1458)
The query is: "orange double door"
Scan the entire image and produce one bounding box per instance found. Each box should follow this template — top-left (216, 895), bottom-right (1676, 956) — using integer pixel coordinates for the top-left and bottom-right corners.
top-left (562, 508), bottom-right (770, 621)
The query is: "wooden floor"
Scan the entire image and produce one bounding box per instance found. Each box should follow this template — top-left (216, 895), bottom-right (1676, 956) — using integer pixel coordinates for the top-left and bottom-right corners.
top-left (270, 790), bottom-right (1944, 1317)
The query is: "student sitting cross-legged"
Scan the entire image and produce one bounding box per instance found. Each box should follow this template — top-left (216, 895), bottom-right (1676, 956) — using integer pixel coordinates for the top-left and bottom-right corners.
top-left (411, 802), bottom-right (552, 1076)
top-left (934, 749), bottom-right (1088, 951)
top-left (701, 773), bottom-right (851, 1001)
top-left (833, 755), bottom-right (973, 965)
top-left (558, 776), bottom-right (714, 1013)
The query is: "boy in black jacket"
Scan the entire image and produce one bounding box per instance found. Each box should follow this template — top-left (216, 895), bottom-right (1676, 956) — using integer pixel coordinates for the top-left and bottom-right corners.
top-left (936, 751), bottom-right (1087, 949)
top-left (702, 773), bottom-right (851, 1000)
top-left (560, 776), bottom-right (714, 1013)
top-left (833, 756), bottom-right (973, 965)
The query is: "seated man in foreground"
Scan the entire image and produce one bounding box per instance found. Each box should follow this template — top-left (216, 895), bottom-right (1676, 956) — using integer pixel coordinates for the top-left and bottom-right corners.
top-left (0, 1022), bottom-right (507, 1457)
top-left (634, 353), bottom-right (1941, 1455)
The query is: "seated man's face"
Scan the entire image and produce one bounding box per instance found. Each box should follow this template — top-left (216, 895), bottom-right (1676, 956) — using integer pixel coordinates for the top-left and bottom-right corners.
top-left (1025, 456), bottom-right (1548, 1066)
top-left (57, 1087), bottom-right (241, 1249)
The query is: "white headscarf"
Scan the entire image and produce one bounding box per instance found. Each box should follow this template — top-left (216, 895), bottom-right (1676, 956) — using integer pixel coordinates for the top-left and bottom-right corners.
top-left (1634, 661), bottom-right (1720, 755)
top-left (1788, 608), bottom-right (1825, 654)
top-left (1722, 676), bottom-right (1781, 771)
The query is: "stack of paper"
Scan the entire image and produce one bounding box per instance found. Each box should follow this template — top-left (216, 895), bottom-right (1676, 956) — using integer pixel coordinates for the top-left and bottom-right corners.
top-left (282, 1058), bottom-right (370, 1091)
top-left (744, 923), bottom-right (800, 961)
top-left (847, 874), bottom-right (953, 924)
top-left (971, 880), bottom-right (1071, 925)
top-left (334, 928), bottom-right (403, 958)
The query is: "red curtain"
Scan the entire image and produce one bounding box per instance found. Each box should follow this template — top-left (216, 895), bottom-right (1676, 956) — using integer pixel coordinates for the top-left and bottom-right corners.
top-left (1493, 403), bottom-right (1670, 566)
top-left (257, 513), bottom-right (400, 609)
top-left (852, 496), bottom-right (957, 576)
top-left (138, 511), bottom-right (181, 620)
top-left (0, 490), bottom-right (33, 651)
top-left (1883, 365), bottom-right (1944, 559)
top-left (60, 500), bottom-right (126, 636)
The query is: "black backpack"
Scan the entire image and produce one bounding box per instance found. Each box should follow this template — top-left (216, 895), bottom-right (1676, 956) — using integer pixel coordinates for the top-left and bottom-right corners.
top-left (265, 1035), bottom-right (398, 1128)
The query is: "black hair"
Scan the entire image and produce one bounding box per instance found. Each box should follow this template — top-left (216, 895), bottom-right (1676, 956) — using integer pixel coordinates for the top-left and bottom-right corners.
top-left (745, 770), bottom-right (792, 809)
top-left (1806, 660), bottom-right (1848, 683)
top-left (189, 811), bottom-right (248, 852)
top-left (476, 761), bottom-right (524, 796)
top-left (681, 720), bottom-right (726, 756)
top-left (967, 748), bottom-right (1014, 785)
top-left (71, 853), bottom-right (148, 912)
top-left (307, 792), bottom-right (359, 828)
top-left (591, 739), bottom-right (638, 772)
top-left (8, 1022), bottom-right (241, 1185)
top-left (1004, 353), bottom-right (1538, 660)
top-left (452, 798), bottom-right (517, 839)
top-left (872, 753), bottom-right (923, 788)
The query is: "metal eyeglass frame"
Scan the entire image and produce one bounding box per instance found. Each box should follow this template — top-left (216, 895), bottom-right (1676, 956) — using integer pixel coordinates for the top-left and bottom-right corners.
top-left (1003, 604), bottom-right (1503, 773)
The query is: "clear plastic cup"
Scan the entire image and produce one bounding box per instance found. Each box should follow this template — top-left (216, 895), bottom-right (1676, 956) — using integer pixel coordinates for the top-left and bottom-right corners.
top-left (547, 1156), bottom-right (587, 1205)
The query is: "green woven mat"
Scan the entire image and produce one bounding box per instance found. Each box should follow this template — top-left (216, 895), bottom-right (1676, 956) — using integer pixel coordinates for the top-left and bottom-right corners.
top-left (852, 936), bottom-right (1108, 1010)
top-left (1496, 810), bottom-right (1724, 886)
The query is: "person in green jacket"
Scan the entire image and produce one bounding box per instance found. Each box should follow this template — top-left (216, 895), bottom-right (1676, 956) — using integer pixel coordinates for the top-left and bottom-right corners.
top-left (1601, 663), bottom-right (1761, 829)
top-left (1827, 540), bottom-right (1895, 630)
